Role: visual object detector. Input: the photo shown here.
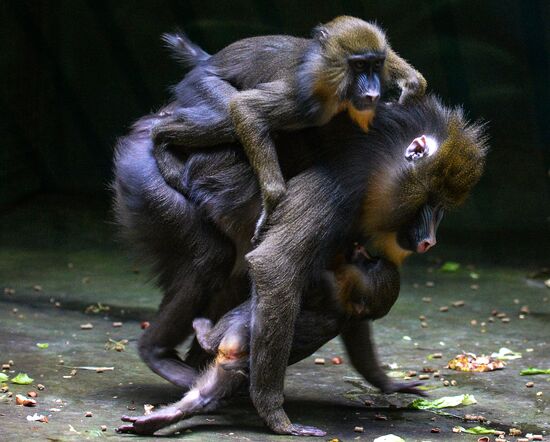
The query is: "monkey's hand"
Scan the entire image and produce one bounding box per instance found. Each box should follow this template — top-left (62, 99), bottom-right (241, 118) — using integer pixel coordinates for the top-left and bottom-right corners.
top-left (116, 407), bottom-right (184, 435)
top-left (398, 72), bottom-right (427, 105)
top-left (379, 379), bottom-right (428, 397)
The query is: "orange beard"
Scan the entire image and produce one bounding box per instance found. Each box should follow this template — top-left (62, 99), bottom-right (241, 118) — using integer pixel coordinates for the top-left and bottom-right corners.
top-left (347, 106), bottom-right (375, 132)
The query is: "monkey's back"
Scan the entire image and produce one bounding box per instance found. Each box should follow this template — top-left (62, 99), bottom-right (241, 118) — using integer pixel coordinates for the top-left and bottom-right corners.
top-left (208, 36), bottom-right (311, 89)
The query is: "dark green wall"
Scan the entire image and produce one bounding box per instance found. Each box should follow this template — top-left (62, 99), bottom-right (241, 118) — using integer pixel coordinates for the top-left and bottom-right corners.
top-left (1, 0), bottom-right (549, 233)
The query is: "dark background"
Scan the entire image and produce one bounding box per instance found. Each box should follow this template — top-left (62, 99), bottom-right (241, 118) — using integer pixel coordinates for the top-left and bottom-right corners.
top-left (1, 0), bottom-right (548, 239)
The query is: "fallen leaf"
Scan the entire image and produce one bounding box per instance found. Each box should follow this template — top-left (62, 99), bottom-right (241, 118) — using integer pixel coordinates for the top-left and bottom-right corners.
top-left (453, 426), bottom-right (497, 434)
top-left (36, 343), bottom-right (49, 349)
top-left (0, 373), bottom-right (8, 382)
top-left (11, 373), bottom-right (34, 384)
top-left (441, 261), bottom-right (460, 272)
top-left (408, 394), bottom-right (477, 410)
top-left (520, 368), bottom-right (550, 375)
top-left (491, 347), bottom-right (521, 360)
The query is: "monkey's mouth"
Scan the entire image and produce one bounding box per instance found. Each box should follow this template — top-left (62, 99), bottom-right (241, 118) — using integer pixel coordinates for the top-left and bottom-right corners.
top-left (351, 100), bottom-right (378, 111)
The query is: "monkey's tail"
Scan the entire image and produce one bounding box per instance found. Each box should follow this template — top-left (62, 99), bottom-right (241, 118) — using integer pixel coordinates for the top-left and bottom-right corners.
top-left (162, 30), bottom-right (210, 70)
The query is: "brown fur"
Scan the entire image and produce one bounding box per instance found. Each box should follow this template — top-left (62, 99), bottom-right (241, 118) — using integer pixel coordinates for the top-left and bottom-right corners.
top-left (362, 106), bottom-right (488, 265)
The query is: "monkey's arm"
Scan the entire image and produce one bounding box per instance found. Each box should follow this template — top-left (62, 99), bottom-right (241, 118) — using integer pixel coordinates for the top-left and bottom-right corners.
top-left (246, 169), bottom-right (352, 436)
top-left (341, 320), bottom-right (426, 396)
top-left (230, 81), bottom-right (305, 240)
top-left (385, 48), bottom-right (427, 104)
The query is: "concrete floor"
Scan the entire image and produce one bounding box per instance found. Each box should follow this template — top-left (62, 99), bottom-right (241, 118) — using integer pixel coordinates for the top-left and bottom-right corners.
top-left (0, 196), bottom-right (549, 441)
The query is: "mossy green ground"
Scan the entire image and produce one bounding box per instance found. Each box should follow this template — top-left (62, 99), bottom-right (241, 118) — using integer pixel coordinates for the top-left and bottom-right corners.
top-left (1, 196), bottom-right (548, 441)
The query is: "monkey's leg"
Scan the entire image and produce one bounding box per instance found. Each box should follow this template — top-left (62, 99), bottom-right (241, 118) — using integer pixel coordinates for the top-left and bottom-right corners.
top-left (229, 81), bottom-right (299, 242)
top-left (118, 361), bottom-right (247, 435)
top-left (152, 75), bottom-right (238, 148)
top-left (386, 48), bottom-right (427, 104)
top-left (341, 320), bottom-right (426, 396)
top-left (246, 170), bottom-right (350, 436)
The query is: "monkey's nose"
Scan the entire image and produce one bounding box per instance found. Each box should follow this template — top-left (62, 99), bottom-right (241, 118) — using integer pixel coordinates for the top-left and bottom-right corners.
top-left (417, 239), bottom-right (436, 253)
top-left (365, 92), bottom-right (380, 103)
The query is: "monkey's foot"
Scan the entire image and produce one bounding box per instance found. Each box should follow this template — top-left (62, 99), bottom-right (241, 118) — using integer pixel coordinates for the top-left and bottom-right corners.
top-left (116, 407), bottom-right (184, 435)
top-left (383, 380), bottom-right (427, 397)
top-left (276, 423), bottom-right (327, 437)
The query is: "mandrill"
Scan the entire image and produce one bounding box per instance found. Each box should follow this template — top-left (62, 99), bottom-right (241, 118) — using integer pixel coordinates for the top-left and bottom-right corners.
top-left (113, 94), bottom-right (487, 436)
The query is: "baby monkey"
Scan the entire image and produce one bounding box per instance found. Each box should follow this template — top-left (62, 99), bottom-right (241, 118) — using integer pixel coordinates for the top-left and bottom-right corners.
top-left (153, 16), bottom-right (427, 240)
top-left (118, 248), bottom-right (421, 436)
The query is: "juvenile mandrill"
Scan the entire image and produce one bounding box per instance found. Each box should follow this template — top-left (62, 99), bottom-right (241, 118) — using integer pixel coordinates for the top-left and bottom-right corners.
top-left (152, 16), bottom-right (427, 239)
top-left (114, 95), bottom-right (487, 436)
top-left (117, 251), bottom-right (406, 436)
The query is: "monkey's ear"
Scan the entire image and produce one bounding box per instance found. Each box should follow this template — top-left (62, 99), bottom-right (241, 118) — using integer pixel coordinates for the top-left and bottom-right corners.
top-left (405, 135), bottom-right (438, 161)
top-left (312, 24), bottom-right (330, 46)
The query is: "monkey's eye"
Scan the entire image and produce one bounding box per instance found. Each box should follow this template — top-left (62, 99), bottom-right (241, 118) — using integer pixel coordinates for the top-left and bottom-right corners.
top-left (373, 60), bottom-right (384, 70)
top-left (351, 60), bottom-right (366, 71)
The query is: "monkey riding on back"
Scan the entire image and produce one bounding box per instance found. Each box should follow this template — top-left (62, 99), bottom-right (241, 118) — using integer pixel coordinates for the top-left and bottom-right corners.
top-left (151, 16), bottom-right (427, 240)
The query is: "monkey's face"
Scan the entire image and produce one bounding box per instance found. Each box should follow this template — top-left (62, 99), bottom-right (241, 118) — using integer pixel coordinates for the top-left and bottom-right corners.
top-left (313, 17), bottom-right (388, 113)
top-left (345, 53), bottom-right (385, 111)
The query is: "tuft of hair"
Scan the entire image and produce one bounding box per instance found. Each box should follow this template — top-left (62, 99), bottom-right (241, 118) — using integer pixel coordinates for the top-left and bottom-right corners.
top-left (312, 16), bottom-right (388, 98)
top-left (162, 30), bottom-right (210, 71)
top-left (363, 95), bottom-right (489, 237)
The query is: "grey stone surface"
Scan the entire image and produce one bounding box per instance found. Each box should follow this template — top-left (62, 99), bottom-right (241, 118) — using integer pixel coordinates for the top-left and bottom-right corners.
top-left (0, 199), bottom-right (549, 441)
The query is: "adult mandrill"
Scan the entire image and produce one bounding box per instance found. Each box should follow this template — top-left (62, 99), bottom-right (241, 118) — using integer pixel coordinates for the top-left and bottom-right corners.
top-left (113, 95), bottom-right (487, 436)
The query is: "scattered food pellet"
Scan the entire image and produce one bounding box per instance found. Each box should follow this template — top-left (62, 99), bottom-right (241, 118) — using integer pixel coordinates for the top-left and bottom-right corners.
top-left (470, 319), bottom-right (478, 326)
top-left (425, 281), bottom-right (435, 287)
top-left (509, 428), bottom-right (522, 436)
top-left (525, 381), bottom-right (534, 388)
top-left (517, 438), bottom-right (529, 442)
top-left (374, 414), bottom-right (387, 421)
top-left (433, 371), bottom-right (441, 378)
top-left (470, 284), bottom-right (479, 290)
top-left (450, 380), bottom-right (457, 386)
top-left (85, 411), bottom-right (93, 417)
top-left (354, 426), bottom-right (364, 433)
top-left (80, 323), bottom-right (93, 330)
top-left (27, 391), bottom-right (37, 398)
top-left (420, 321), bottom-right (428, 328)
top-left (33, 285), bottom-right (43, 292)
top-left (422, 297), bottom-right (432, 303)
top-left (101, 425), bottom-right (107, 431)
top-left (520, 305), bottom-right (530, 314)
top-left (439, 306), bottom-right (449, 312)
top-left (422, 367), bottom-right (435, 373)
top-left (140, 321), bottom-right (150, 330)
top-left (112, 322), bottom-right (123, 328)
top-left (431, 353), bottom-right (443, 359)
top-left (443, 380), bottom-right (450, 386)
top-left (144, 404), bottom-right (155, 415)
top-left (419, 315), bottom-right (427, 321)
top-left (464, 414), bottom-right (486, 422)
top-left (431, 427), bottom-right (440, 433)
top-left (331, 357), bottom-right (343, 365)
top-left (4, 287), bottom-right (16, 295)
top-left (452, 300), bottom-right (465, 307)
top-left (477, 438), bottom-right (490, 442)
top-left (536, 391), bottom-right (543, 396)
top-left (532, 435), bottom-right (543, 441)
top-left (501, 317), bottom-right (510, 323)
top-left (495, 438), bottom-right (506, 442)
top-left (314, 358), bottom-right (325, 365)
top-left (496, 312), bottom-right (507, 318)
top-left (418, 374), bottom-right (430, 380)
top-left (15, 394), bottom-right (36, 407)
top-left (1, 364), bottom-right (10, 370)
top-left (406, 370), bottom-right (417, 377)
